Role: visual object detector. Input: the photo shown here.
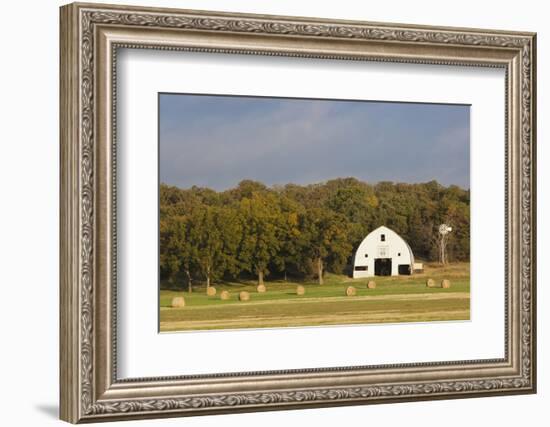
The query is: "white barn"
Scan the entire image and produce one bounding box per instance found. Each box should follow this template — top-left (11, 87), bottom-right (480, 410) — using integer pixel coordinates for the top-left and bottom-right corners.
top-left (352, 226), bottom-right (414, 278)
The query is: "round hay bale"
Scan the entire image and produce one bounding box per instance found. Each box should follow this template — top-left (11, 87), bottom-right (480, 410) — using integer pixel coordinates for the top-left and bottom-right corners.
top-left (239, 291), bottom-right (250, 301)
top-left (256, 284), bottom-right (267, 293)
top-left (171, 296), bottom-right (185, 308)
top-left (296, 285), bottom-right (306, 296)
top-left (345, 286), bottom-right (357, 297)
top-left (441, 279), bottom-right (451, 289)
top-left (206, 286), bottom-right (216, 296)
top-left (426, 278), bottom-right (436, 288)
top-left (367, 280), bottom-right (376, 289)
top-left (220, 290), bottom-right (230, 300)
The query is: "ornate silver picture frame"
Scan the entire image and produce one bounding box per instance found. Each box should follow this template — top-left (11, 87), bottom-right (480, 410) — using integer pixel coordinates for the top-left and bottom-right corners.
top-left (60, 2), bottom-right (536, 423)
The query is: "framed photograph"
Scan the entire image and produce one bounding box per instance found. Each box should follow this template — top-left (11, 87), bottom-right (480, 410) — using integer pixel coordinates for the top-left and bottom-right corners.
top-left (60, 2), bottom-right (537, 423)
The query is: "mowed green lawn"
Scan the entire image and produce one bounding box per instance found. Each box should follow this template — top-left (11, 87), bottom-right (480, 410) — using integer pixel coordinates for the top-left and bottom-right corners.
top-left (159, 263), bottom-right (470, 332)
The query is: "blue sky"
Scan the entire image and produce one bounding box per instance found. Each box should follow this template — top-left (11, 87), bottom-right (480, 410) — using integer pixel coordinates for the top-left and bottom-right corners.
top-left (159, 93), bottom-right (470, 190)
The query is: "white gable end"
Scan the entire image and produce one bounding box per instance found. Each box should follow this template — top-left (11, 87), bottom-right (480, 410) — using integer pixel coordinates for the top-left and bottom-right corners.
top-left (352, 226), bottom-right (415, 278)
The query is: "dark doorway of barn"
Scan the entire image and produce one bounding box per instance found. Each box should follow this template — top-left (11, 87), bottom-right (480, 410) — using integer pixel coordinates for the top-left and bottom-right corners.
top-left (398, 264), bottom-right (412, 275)
top-left (374, 258), bottom-right (392, 276)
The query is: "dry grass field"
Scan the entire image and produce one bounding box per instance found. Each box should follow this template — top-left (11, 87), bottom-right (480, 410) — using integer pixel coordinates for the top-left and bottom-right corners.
top-left (159, 262), bottom-right (470, 332)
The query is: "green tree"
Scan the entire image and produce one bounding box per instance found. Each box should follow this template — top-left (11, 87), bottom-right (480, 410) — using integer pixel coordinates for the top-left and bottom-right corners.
top-left (159, 217), bottom-right (181, 288)
top-left (271, 195), bottom-right (303, 280)
top-left (193, 205), bottom-right (244, 287)
top-left (191, 206), bottom-right (226, 288)
top-left (300, 208), bottom-right (351, 285)
top-left (159, 215), bottom-right (199, 292)
top-left (325, 178), bottom-right (378, 250)
top-left (238, 192), bottom-right (281, 286)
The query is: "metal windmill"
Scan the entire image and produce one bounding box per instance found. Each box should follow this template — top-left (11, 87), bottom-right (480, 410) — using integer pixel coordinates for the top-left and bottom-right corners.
top-left (438, 223), bottom-right (453, 265)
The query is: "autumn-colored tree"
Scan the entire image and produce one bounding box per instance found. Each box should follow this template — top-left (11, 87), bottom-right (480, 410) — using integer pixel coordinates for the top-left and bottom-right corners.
top-left (159, 179), bottom-right (470, 289)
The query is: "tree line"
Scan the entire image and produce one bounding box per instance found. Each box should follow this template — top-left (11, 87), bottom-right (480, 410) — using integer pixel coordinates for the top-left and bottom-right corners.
top-left (160, 178), bottom-right (470, 291)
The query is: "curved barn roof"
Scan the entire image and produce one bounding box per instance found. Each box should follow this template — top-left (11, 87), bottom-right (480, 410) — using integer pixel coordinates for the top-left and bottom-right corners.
top-left (358, 225), bottom-right (414, 264)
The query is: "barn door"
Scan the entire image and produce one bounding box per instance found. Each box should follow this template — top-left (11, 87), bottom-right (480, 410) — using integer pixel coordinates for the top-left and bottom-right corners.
top-left (374, 258), bottom-right (392, 276)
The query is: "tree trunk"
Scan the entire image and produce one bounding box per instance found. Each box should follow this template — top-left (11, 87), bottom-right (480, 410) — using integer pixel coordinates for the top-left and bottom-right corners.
top-left (317, 257), bottom-right (324, 285)
top-left (185, 269), bottom-right (193, 293)
top-left (206, 264), bottom-right (211, 288)
top-left (258, 269), bottom-right (264, 286)
top-left (284, 270), bottom-right (287, 282)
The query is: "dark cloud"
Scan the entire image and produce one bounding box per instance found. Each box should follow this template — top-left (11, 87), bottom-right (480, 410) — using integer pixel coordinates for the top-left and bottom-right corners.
top-left (160, 94), bottom-right (470, 190)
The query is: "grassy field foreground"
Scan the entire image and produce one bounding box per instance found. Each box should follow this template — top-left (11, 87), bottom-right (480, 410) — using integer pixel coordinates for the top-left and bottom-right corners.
top-left (159, 263), bottom-right (470, 332)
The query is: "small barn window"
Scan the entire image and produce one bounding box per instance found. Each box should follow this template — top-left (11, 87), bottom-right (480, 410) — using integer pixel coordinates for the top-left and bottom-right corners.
top-left (380, 234), bottom-right (386, 242)
top-left (354, 266), bottom-right (368, 271)
top-left (364, 254), bottom-right (368, 258)
top-left (398, 252), bottom-right (401, 256)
